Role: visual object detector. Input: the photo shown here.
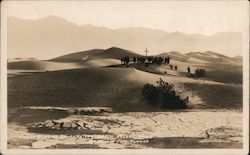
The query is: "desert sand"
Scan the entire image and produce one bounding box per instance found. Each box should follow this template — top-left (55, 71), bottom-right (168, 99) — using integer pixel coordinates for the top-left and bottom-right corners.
top-left (8, 47), bottom-right (243, 149)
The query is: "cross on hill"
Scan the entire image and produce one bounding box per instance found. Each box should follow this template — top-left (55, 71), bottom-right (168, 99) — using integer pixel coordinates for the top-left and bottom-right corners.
top-left (145, 48), bottom-right (149, 57)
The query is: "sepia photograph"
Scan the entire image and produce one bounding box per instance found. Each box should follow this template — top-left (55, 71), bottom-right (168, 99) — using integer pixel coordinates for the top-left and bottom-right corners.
top-left (0, 0), bottom-right (249, 154)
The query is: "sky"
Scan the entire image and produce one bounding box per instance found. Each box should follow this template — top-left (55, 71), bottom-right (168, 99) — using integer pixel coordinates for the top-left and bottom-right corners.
top-left (3, 0), bottom-right (249, 36)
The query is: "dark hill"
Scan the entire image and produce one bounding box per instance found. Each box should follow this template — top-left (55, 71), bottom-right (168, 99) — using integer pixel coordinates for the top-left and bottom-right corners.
top-left (51, 47), bottom-right (142, 62)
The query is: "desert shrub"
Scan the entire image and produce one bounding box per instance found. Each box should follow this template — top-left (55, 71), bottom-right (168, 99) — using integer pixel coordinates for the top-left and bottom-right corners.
top-left (195, 68), bottom-right (206, 77)
top-left (142, 78), bottom-right (187, 109)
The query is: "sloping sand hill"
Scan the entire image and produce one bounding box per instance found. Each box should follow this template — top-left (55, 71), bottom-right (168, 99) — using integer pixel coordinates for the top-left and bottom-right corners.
top-left (8, 60), bottom-right (84, 71)
top-left (8, 57), bottom-right (37, 62)
top-left (185, 57), bottom-right (209, 64)
top-left (8, 47), bottom-right (140, 77)
top-left (8, 48), bottom-right (241, 77)
top-left (8, 66), bottom-right (242, 111)
top-left (86, 59), bottom-right (120, 67)
top-left (185, 51), bottom-right (235, 63)
top-left (158, 51), bottom-right (189, 62)
top-left (51, 47), bottom-right (142, 62)
top-left (8, 68), bottom-right (149, 111)
top-left (8, 48), bottom-right (137, 76)
top-left (50, 49), bottom-right (104, 62)
top-left (8, 47), bottom-right (242, 110)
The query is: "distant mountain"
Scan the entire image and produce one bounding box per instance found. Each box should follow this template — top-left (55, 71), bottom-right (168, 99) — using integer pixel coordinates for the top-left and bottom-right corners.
top-left (8, 16), bottom-right (243, 59)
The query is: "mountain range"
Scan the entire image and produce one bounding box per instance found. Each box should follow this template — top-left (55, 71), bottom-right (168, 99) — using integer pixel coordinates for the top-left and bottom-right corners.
top-left (7, 16), bottom-right (242, 59)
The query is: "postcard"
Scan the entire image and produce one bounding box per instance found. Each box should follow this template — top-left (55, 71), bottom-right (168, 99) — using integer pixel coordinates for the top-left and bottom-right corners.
top-left (0, 0), bottom-right (249, 154)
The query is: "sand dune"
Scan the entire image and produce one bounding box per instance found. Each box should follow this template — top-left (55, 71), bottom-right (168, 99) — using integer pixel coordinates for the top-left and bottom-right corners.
top-left (8, 68), bottom-right (136, 87)
top-left (8, 68), bottom-right (150, 111)
top-left (157, 57), bottom-right (242, 84)
top-left (7, 47), bottom-right (242, 111)
top-left (50, 49), bottom-right (104, 62)
top-left (185, 57), bottom-right (209, 64)
top-left (185, 51), bottom-right (234, 63)
top-left (96, 47), bottom-right (141, 59)
top-left (8, 60), bottom-right (84, 71)
top-left (8, 48), bottom-right (132, 76)
top-left (51, 47), bottom-right (142, 62)
top-left (9, 47), bottom-right (241, 78)
top-left (204, 51), bottom-right (232, 59)
top-left (51, 48), bottom-right (240, 65)
top-left (8, 66), bottom-right (242, 110)
top-left (86, 59), bottom-right (120, 67)
top-left (8, 57), bottom-right (37, 62)
top-left (157, 50), bottom-right (238, 64)
top-left (158, 51), bottom-right (189, 62)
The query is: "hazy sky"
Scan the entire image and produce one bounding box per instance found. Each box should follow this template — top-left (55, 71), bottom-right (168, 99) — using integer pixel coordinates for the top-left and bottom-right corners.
top-left (3, 0), bottom-right (249, 35)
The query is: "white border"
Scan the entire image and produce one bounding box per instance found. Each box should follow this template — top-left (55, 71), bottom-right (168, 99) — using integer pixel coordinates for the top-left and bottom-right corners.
top-left (0, 1), bottom-right (249, 155)
top-left (1, 0), bottom-right (8, 154)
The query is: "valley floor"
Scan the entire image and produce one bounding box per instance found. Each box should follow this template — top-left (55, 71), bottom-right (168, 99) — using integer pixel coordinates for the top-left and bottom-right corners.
top-left (8, 107), bottom-right (242, 149)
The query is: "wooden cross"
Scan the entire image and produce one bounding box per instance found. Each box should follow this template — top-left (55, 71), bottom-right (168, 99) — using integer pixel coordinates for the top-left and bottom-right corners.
top-left (145, 48), bottom-right (149, 57)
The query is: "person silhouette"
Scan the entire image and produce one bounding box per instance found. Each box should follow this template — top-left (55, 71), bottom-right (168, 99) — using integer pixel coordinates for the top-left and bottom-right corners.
top-left (133, 57), bottom-right (136, 63)
top-left (187, 67), bottom-right (191, 74)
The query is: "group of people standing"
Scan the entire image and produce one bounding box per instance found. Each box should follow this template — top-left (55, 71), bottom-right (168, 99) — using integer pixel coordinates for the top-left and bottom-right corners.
top-left (121, 56), bottom-right (171, 66)
top-left (120, 56), bottom-right (205, 78)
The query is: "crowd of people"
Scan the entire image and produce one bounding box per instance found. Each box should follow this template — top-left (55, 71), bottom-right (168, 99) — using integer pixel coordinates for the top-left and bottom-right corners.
top-left (120, 56), bottom-right (206, 78)
top-left (121, 56), bottom-right (171, 66)
top-left (195, 68), bottom-right (206, 77)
